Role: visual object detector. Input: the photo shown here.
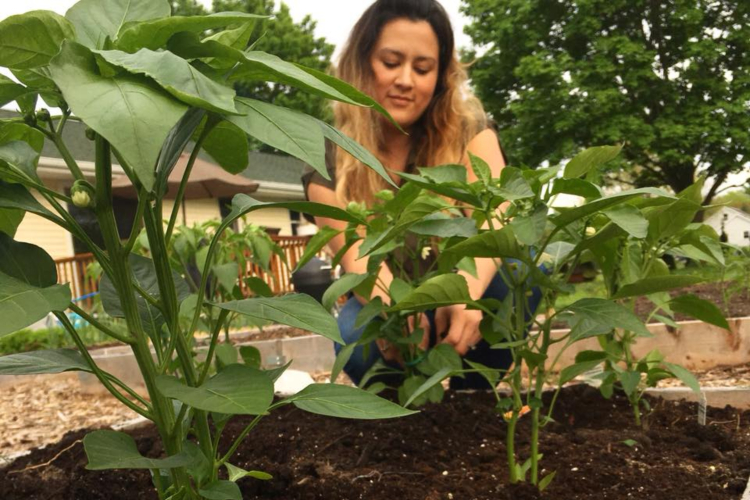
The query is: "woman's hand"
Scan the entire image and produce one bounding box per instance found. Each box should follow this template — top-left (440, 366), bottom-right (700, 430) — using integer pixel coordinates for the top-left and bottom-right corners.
top-left (435, 304), bottom-right (483, 356)
top-left (377, 312), bottom-right (430, 363)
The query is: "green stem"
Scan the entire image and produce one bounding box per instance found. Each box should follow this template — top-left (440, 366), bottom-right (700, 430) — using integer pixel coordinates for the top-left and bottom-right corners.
top-left (165, 120), bottom-right (217, 244)
top-left (143, 204), bottom-right (215, 469)
top-left (55, 312), bottom-right (152, 419)
top-left (216, 415), bottom-right (264, 467)
top-left (198, 309), bottom-right (230, 385)
top-left (123, 189), bottom-right (149, 255)
top-left (68, 302), bottom-right (134, 344)
top-left (52, 132), bottom-right (85, 181)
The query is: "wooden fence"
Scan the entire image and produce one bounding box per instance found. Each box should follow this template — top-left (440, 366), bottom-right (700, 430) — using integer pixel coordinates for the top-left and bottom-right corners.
top-left (54, 235), bottom-right (316, 310)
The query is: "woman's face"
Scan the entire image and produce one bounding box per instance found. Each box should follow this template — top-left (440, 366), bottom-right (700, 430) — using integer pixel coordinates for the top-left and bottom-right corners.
top-left (369, 18), bottom-right (440, 131)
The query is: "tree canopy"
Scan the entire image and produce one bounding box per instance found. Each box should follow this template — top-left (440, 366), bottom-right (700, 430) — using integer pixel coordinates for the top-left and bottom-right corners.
top-left (172, 0), bottom-right (335, 128)
top-left (462, 0), bottom-right (750, 205)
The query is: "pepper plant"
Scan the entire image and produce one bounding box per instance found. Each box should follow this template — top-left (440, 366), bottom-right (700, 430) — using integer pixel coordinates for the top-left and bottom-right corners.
top-left (0, 2), bottom-right (414, 499)
top-left (580, 179), bottom-right (730, 426)
top-left (308, 146), bottom-right (724, 489)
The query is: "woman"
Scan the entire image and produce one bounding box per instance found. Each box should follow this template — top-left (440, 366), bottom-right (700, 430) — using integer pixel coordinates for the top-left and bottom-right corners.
top-left (303, 0), bottom-right (540, 388)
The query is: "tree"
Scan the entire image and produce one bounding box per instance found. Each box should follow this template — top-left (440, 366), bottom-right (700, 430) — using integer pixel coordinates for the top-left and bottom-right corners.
top-left (174, 0), bottom-right (335, 127)
top-left (462, 0), bottom-right (750, 205)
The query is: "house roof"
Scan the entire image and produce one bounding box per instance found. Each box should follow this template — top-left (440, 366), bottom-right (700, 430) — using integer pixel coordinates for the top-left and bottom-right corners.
top-left (707, 206), bottom-right (750, 225)
top-left (0, 109), bottom-right (306, 190)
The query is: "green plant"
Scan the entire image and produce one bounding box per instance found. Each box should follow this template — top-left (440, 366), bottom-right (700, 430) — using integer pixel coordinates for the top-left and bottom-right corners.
top-left (307, 146), bottom-right (726, 489)
top-left (582, 180), bottom-right (730, 426)
top-left (0, 2), bottom-right (414, 498)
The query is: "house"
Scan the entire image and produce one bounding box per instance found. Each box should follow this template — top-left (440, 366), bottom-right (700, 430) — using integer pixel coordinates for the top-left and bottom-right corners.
top-left (1, 110), bottom-right (309, 259)
top-left (704, 206), bottom-right (750, 247)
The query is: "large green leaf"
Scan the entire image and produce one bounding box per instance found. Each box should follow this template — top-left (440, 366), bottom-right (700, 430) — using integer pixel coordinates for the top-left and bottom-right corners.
top-left (294, 226), bottom-right (341, 272)
top-left (551, 178), bottom-right (602, 199)
top-left (662, 362), bottom-right (701, 393)
top-left (0, 74), bottom-right (27, 107)
top-left (0, 209), bottom-right (23, 237)
top-left (199, 480), bottom-right (242, 500)
top-left (65, 0), bottom-right (170, 50)
top-left (438, 226), bottom-right (523, 272)
top-left (0, 122), bottom-right (45, 152)
top-left (228, 98), bottom-right (326, 176)
top-left (317, 120), bottom-right (394, 187)
top-left (669, 294), bottom-right (729, 330)
top-left (646, 198), bottom-right (702, 243)
top-left (215, 294), bottom-right (343, 344)
top-left (283, 383), bottom-right (418, 419)
top-left (100, 253), bottom-right (190, 338)
top-left (95, 49), bottom-right (238, 114)
top-left (612, 275), bottom-right (703, 299)
top-left (202, 120), bottom-right (249, 174)
top-left (227, 195), bottom-right (364, 226)
top-left (49, 41), bottom-right (187, 192)
top-left (0, 349), bottom-right (91, 375)
top-left (510, 204), bottom-right (548, 245)
top-left (0, 11), bottom-right (75, 69)
top-left (551, 188), bottom-right (668, 228)
top-left (83, 430), bottom-right (196, 470)
top-left (0, 232), bottom-right (57, 287)
top-left (390, 274), bottom-right (473, 312)
top-left (563, 145), bottom-right (623, 179)
top-left (0, 140), bottom-right (41, 184)
top-left (564, 298), bottom-right (651, 338)
top-left (234, 51), bottom-right (392, 114)
top-left (321, 273), bottom-right (368, 311)
top-left (408, 214), bottom-right (478, 238)
top-left (0, 235), bottom-right (70, 338)
top-left (116, 12), bottom-right (265, 52)
top-left (602, 204), bottom-right (648, 238)
top-left (0, 181), bottom-right (55, 218)
top-left (156, 364), bottom-right (273, 415)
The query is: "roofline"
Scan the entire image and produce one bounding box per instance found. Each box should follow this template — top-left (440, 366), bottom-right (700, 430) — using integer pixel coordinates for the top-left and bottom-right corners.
top-left (253, 181), bottom-right (305, 201)
top-left (36, 156), bottom-right (305, 201)
top-left (38, 156), bottom-right (125, 180)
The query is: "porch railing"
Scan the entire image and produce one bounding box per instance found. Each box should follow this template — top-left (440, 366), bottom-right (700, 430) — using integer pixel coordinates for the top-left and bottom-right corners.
top-left (54, 235), bottom-right (317, 310)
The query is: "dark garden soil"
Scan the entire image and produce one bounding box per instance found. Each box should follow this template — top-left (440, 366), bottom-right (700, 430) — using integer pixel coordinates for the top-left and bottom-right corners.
top-left (2, 385), bottom-right (749, 500)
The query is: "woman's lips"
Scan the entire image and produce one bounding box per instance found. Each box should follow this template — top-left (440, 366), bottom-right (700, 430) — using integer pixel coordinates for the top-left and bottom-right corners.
top-left (388, 95), bottom-right (412, 106)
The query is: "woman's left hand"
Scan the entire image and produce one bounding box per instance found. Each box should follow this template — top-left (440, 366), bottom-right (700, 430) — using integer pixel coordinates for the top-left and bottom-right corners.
top-left (434, 304), bottom-right (483, 356)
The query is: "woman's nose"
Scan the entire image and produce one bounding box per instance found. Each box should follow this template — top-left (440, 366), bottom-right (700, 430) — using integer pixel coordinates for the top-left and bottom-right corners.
top-left (394, 66), bottom-right (414, 89)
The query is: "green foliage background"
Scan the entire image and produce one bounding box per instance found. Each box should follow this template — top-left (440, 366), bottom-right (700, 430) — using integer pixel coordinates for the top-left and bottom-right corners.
top-left (172, 0), bottom-right (335, 130)
top-left (462, 0), bottom-right (750, 205)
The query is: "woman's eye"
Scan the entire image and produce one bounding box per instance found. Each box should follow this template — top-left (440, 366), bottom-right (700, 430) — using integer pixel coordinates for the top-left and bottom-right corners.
top-left (415, 67), bottom-right (431, 75)
top-left (383, 61), bottom-right (399, 68)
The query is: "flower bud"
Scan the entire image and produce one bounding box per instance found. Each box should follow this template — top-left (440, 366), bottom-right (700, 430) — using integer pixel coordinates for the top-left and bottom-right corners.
top-left (70, 180), bottom-right (96, 209)
top-left (85, 127), bottom-right (96, 141)
top-left (374, 190), bottom-right (395, 201)
top-left (36, 109), bottom-right (51, 122)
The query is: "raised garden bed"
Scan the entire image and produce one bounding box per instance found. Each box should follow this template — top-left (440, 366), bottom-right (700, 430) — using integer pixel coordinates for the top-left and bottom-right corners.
top-left (2, 385), bottom-right (749, 500)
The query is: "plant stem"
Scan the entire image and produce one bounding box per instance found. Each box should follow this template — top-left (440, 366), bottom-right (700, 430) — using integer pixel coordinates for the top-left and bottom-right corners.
top-left (165, 119), bottom-right (216, 244)
top-left (68, 302), bottom-right (134, 344)
top-left (55, 312), bottom-right (152, 418)
top-left (198, 309), bottom-right (230, 385)
top-left (216, 415), bottom-right (264, 467)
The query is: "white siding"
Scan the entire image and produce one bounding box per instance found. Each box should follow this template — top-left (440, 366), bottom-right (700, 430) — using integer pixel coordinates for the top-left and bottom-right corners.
top-left (14, 187), bottom-right (74, 259)
top-left (239, 207), bottom-right (293, 235)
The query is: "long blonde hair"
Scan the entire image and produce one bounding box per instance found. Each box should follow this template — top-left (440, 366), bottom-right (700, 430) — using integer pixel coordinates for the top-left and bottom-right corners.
top-left (333, 0), bottom-right (487, 205)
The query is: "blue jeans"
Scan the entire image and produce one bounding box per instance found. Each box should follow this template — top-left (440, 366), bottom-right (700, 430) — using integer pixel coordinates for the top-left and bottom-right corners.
top-left (334, 272), bottom-right (543, 390)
